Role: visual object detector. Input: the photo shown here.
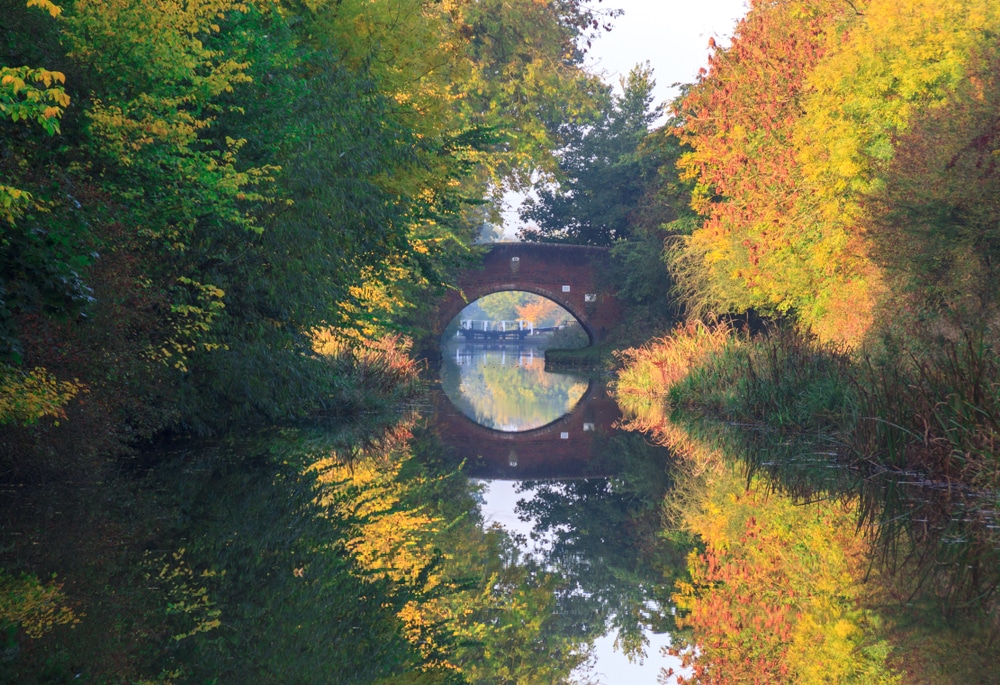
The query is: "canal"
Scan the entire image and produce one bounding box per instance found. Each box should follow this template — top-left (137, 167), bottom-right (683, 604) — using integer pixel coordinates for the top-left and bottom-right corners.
top-left (0, 333), bottom-right (690, 684)
top-left (434, 341), bottom-right (684, 682)
top-left (4, 317), bottom-right (997, 682)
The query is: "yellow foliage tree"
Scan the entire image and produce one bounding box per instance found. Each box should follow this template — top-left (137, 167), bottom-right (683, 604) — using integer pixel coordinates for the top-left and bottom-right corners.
top-left (0, 570), bottom-right (79, 639)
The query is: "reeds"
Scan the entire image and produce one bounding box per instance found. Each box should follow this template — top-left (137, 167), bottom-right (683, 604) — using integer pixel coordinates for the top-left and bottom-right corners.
top-left (614, 319), bottom-right (1000, 631)
top-left (312, 328), bottom-right (422, 408)
top-left (851, 331), bottom-right (1000, 618)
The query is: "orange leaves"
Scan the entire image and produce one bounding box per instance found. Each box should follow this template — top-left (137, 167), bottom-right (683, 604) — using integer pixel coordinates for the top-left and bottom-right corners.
top-left (515, 296), bottom-right (559, 325)
top-left (671, 0), bottom-right (1000, 344)
top-left (670, 0), bottom-right (879, 342)
top-left (614, 326), bottom-right (901, 683)
top-left (0, 66), bottom-right (71, 135)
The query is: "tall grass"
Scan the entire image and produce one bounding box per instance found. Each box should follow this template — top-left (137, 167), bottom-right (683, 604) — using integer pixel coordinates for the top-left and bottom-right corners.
top-left (852, 331), bottom-right (1000, 618)
top-left (312, 328), bottom-right (423, 411)
top-left (613, 320), bottom-right (732, 428)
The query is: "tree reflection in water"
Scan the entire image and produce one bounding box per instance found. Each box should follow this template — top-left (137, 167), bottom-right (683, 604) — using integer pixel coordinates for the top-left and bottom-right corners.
top-left (512, 432), bottom-right (694, 668)
top-left (440, 344), bottom-right (588, 431)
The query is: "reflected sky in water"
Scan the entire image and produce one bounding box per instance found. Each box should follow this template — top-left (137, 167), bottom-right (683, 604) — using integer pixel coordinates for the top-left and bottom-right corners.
top-left (438, 344), bottom-right (685, 684)
top-left (478, 479), bottom-right (683, 685)
top-left (440, 344), bottom-right (589, 431)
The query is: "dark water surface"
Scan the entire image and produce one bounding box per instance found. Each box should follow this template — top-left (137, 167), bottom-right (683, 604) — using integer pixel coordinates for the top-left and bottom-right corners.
top-left (0, 344), bottom-right (687, 684)
top-left (5, 341), bottom-right (999, 683)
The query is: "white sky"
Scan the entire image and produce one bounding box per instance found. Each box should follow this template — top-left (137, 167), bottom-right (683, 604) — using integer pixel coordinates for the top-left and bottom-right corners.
top-left (499, 0), bottom-right (748, 238)
top-left (584, 0), bottom-right (749, 108)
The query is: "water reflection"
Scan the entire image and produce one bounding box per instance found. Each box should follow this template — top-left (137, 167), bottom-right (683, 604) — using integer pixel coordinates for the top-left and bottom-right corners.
top-left (467, 433), bottom-right (690, 685)
top-left (440, 343), bottom-right (589, 431)
top-left (432, 346), bottom-right (689, 683)
top-left (0, 355), bottom-right (689, 684)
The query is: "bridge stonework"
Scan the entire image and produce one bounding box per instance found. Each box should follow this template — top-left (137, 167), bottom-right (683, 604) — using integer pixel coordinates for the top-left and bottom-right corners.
top-left (435, 243), bottom-right (620, 344)
top-left (431, 384), bottom-right (622, 480)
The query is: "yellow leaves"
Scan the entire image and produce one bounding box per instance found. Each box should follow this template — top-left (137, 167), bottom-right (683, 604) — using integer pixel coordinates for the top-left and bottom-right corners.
top-left (38, 69), bottom-right (65, 88)
top-left (0, 184), bottom-right (32, 218)
top-left (0, 570), bottom-right (80, 638)
top-left (150, 277), bottom-right (227, 371)
top-left (674, 471), bottom-right (899, 681)
top-left (145, 549), bottom-right (223, 642)
top-left (779, 0), bottom-right (1000, 342)
top-left (614, 324), bottom-right (902, 679)
top-left (66, 0), bottom-right (253, 143)
top-left (1, 66), bottom-right (71, 135)
top-left (798, 0), bottom-right (1000, 200)
top-left (317, 455), bottom-right (446, 587)
top-left (26, 0), bottom-right (62, 17)
top-left (674, 0), bottom-right (1000, 345)
top-left (0, 366), bottom-right (84, 426)
top-left (311, 448), bottom-right (471, 671)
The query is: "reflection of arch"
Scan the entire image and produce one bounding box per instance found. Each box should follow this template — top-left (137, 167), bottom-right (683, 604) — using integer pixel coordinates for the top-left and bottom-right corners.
top-left (431, 382), bottom-right (623, 480)
top-left (448, 378), bottom-right (591, 437)
top-left (434, 243), bottom-right (621, 346)
top-left (441, 348), bottom-right (590, 431)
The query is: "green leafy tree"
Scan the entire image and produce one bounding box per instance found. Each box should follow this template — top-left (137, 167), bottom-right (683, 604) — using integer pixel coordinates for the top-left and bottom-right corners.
top-left (519, 63), bottom-right (662, 246)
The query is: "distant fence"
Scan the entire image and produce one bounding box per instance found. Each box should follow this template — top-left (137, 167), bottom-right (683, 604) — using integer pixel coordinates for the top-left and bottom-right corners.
top-left (455, 319), bottom-right (569, 341)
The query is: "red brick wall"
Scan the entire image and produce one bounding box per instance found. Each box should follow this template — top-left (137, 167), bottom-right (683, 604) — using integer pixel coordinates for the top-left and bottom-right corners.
top-left (435, 243), bottom-right (622, 344)
top-left (431, 383), bottom-right (622, 480)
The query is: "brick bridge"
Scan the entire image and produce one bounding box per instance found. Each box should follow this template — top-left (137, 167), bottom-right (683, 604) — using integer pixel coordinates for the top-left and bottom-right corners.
top-left (430, 383), bottom-right (622, 480)
top-left (434, 243), bottom-right (621, 345)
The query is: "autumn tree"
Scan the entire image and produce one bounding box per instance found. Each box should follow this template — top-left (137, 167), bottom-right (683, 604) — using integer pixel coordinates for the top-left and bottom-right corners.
top-left (515, 297), bottom-right (560, 326)
top-left (670, 0), bottom-right (859, 340)
top-left (0, 0), bottom-right (610, 439)
top-left (670, 0), bottom-right (1000, 344)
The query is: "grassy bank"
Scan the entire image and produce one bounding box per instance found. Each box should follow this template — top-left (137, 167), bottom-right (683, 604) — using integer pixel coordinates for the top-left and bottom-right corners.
top-left (543, 343), bottom-right (615, 372)
top-left (613, 321), bottom-right (1000, 683)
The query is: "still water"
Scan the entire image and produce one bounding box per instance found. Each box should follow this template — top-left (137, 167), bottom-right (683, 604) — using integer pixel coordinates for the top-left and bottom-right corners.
top-left (440, 343), bottom-right (588, 431)
top-left (6, 342), bottom-right (999, 682)
top-left (0, 342), bottom-right (688, 684)
top-left (436, 343), bottom-right (684, 683)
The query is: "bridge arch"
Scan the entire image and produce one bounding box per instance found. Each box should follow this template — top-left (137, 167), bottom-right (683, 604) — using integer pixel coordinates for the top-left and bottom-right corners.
top-left (434, 243), bottom-right (621, 345)
top-left (431, 382), bottom-right (622, 479)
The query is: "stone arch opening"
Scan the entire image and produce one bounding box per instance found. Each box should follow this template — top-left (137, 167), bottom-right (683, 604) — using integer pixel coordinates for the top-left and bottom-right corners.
top-left (439, 301), bottom-right (590, 432)
top-left (430, 243), bottom-right (622, 351)
top-left (443, 289), bottom-right (591, 349)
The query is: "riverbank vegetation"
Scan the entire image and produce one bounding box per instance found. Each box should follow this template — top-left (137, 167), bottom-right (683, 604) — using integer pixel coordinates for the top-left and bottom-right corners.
top-left (0, 0), bottom-right (612, 450)
top-left (1, 0), bottom-right (621, 679)
top-left (615, 324), bottom-right (1000, 682)
top-left (608, 0), bottom-right (1000, 677)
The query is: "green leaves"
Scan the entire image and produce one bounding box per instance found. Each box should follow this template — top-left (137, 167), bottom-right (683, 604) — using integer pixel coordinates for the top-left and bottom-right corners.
top-left (0, 66), bottom-right (69, 136)
top-left (520, 63), bottom-right (663, 246)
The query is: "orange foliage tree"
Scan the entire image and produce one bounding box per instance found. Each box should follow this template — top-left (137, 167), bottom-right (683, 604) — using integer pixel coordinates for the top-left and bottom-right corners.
top-left (515, 296), bottom-right (560, 326)
top-left (671, 0), bottom-right (871, 342)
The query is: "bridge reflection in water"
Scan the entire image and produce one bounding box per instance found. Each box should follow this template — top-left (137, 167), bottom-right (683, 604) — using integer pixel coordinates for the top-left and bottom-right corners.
top-left (432, 345), bottom-right (621, 479)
